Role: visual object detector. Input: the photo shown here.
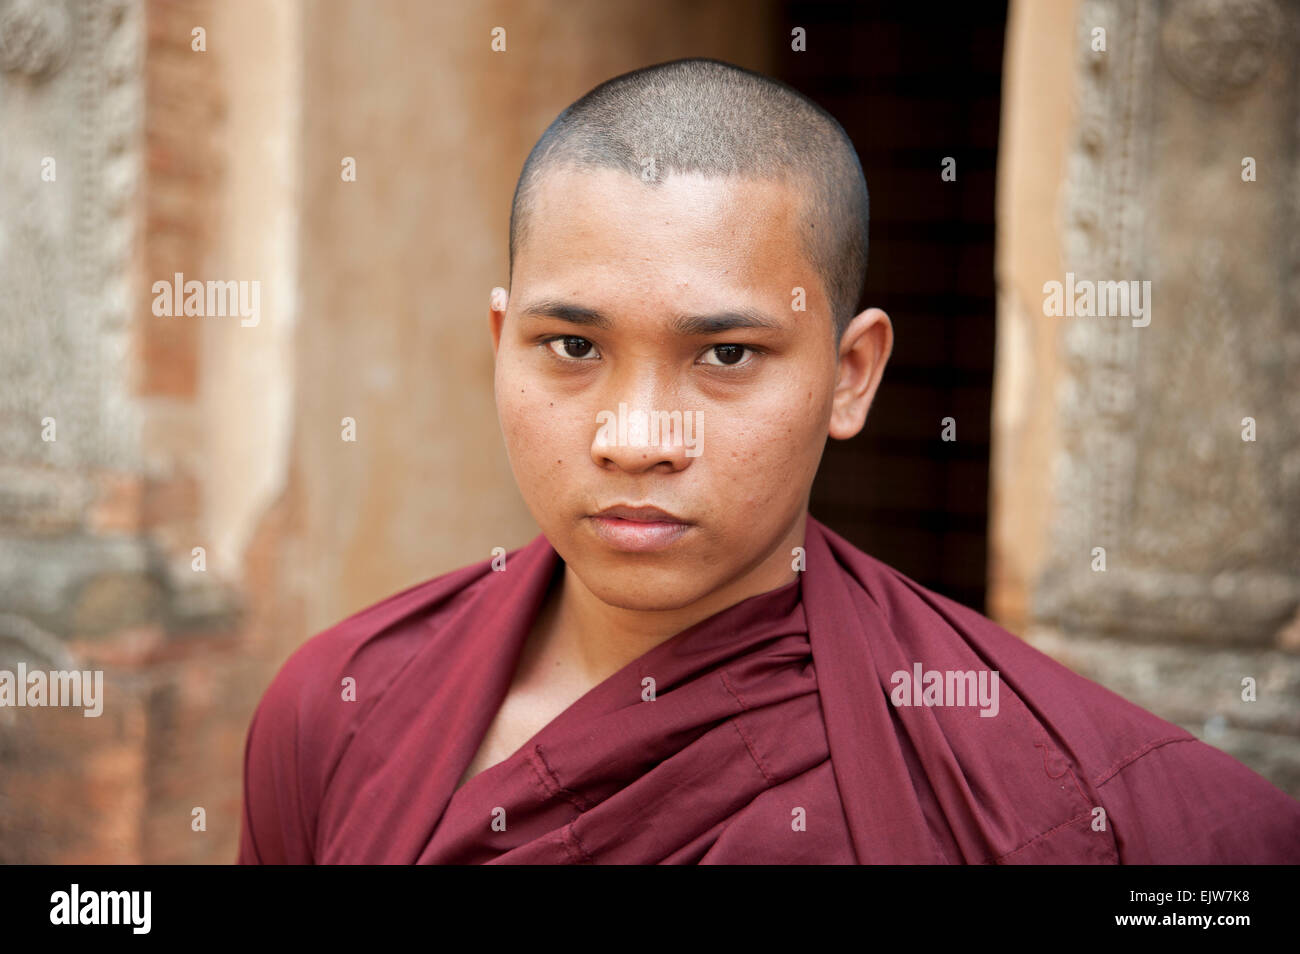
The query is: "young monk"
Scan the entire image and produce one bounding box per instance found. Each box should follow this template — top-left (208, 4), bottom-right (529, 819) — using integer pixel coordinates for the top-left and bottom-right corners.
top-left (239, 57), bottom-right (1300, 864)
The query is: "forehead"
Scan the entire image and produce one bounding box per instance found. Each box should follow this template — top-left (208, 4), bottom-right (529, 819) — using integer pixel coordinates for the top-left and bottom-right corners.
top-left (514, 166), bottom-right (821, 310)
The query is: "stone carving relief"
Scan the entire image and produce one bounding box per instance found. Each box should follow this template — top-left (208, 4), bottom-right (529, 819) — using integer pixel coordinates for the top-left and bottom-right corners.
top-left (0, 0), bottom-right (71, 78)
top-left (0, 0), bottom-right (143, 477)
top-left (1160, 0), bottom-right (1282, 99)
top-left (1037, 0), bottom-right (1300, 643)
top-left (0, 0), bottom-right (146, 638)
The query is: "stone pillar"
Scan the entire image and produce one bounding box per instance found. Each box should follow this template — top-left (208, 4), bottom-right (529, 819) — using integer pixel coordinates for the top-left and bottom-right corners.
top-left (992, 0), bottom-right (1300, 793)
top-left (0, 0), bottom-right (152, 863)
top-left (0, 0), bottom-right (267, 863)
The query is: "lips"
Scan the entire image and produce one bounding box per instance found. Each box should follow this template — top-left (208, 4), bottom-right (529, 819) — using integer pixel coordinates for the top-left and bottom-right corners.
top-left (588, 504), bottom-right (692, 552)
top-left (593, 504), bottom-right (688, 524)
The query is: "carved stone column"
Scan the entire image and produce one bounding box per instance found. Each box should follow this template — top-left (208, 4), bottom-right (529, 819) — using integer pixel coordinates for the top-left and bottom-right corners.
top-left (0, 0), bottom-right (244, 863)
top-left (993, 0), bottom-right (1300, 792)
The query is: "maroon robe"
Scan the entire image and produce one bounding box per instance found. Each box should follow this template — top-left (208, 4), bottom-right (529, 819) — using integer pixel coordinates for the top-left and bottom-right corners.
top-left (238, 516), bottom-right (1300, 863)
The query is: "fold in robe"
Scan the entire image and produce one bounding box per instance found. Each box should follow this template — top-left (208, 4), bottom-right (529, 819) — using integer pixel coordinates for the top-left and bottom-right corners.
top-left (239, 516), bottom-right (1300, 863)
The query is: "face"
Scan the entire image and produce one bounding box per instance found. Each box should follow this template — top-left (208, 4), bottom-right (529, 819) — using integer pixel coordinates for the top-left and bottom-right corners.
top-left (492, 166), bottom-right (889, 613)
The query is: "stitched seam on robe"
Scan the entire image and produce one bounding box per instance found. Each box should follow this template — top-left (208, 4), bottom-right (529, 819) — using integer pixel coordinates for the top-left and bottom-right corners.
top-left (993, 809), bottom-right (1099, 863)
top-left (1007, 740), bottom-right (1119, 864)
top-left (729, 720), bottom-right (777, 786)
top-left (527, 743), bottom-right (592, 813)
top-left (719, 670), bottom-right (778, 785)
top-left (1035, 739), bottom-right (1094, 808)
top-left (980, 746), bottom-right (1119, 864)
top-left (718, 669), bottom-right (749, 709)
top-left (1092, 734), bottom-right (1192, 788)
top-left (560, 823), bottom-right (595, 864)
top-left (523, 750), bottom-right (596, 864)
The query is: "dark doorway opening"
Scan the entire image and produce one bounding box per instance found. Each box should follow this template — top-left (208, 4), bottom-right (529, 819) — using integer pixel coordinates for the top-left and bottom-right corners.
top-left (775, 1), bottom-right (1007, 611)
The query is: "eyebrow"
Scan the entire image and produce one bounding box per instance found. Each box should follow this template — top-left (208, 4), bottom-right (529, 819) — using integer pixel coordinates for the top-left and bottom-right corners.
top-left (519, 298), bottom-right (786, 335)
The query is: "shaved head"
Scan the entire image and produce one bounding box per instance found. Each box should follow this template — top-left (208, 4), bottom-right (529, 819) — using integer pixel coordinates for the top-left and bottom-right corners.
top-left (508, 57), bottom-right (870, 345)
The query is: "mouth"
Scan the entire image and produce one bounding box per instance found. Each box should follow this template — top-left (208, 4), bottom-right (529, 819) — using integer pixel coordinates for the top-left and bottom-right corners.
top-left (587, 504), bottom-right (692, 553)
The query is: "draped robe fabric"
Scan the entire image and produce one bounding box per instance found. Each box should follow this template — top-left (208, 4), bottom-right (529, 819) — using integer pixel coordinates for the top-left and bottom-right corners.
top-left (239, 516), bottom-right (1300, 864)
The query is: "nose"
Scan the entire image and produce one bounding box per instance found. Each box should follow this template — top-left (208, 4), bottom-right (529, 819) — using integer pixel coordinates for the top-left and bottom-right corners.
top-left (591, 377), bottom-right (701, 474)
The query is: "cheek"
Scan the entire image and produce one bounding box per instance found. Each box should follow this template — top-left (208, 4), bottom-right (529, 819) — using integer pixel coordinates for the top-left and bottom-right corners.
top-left (496, 374), bottom-right (539, 465)
top-left (500, 403), bottom-right (553, 468)
top-left (711, 379), bottom-right (825, 498)
top-left (707, 408), bottom-right (806, 496)
top-left (497, 373), bottom-right (579, 471)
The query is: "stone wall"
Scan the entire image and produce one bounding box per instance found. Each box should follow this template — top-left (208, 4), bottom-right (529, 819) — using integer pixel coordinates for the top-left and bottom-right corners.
top-left (992, 0), bottom-right (1300, 793)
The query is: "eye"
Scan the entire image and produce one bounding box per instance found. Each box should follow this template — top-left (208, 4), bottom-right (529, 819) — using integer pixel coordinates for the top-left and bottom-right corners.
top-left (699, 343), bottom-right (760, 368)
top-left (545, 336), bottom-right (600, 361)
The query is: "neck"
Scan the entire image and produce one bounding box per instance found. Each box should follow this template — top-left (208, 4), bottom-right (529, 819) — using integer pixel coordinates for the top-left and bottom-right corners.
top-left (543, 513), bottom-right (807, 685)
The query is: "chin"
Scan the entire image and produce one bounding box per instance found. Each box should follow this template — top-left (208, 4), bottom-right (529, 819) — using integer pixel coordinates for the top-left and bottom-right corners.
top-left (575, 560), bottom-right (715, 612)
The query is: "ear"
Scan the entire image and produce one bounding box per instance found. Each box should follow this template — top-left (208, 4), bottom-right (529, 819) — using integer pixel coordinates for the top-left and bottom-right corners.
top-left (489, 286), bottom-right (509, 355)
top-left (828, 307), bottom-right (893, 440)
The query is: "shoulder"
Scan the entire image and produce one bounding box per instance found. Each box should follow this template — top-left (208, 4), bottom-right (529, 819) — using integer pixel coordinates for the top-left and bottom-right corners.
top-left (259, 556), bottom-right (495, 735)
top-left (814, 519), bottom-right (1300, 861)
top-left (1097, 734), bottom-right (1300, 863)
top-left (238, 552), bottom-right (496, 863)
top-left (825, 521), bottom-right (1195, 772)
